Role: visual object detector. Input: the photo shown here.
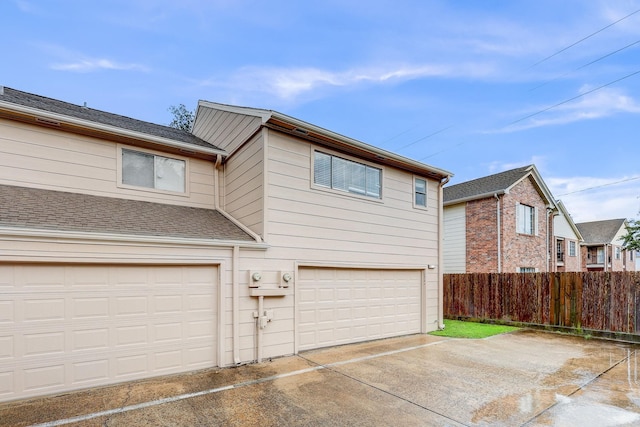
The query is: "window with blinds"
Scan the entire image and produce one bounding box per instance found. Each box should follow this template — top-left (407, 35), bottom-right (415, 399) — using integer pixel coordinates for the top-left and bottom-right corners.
top-left (313, 151), bottom-right (381, 198)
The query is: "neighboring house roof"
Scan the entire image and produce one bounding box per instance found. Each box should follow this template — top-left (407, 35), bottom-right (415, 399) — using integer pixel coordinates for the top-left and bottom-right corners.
top-left (196, 100), bottom-right (453, 181)
top-left (0, 86), bottom-right (224, 156)
top-left (443, 164), bottom-right (556, 208)
top-left (575, 218), bottom-right (627, 245)
top-left (0, 185), bottom-right (255, 242)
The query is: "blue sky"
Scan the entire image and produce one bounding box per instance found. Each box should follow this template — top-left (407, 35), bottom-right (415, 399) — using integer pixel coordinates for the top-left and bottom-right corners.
top-left (2, 0), bottom-right (639, 223)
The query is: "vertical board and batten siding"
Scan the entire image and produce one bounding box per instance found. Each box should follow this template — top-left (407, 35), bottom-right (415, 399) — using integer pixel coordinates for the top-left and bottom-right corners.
top-left (192, 108), bottom-right (262, 154)
top-left (443, 204), bottom-right (466, 273)
top-left (223, 132), bottom-right (265, 237)
top-left (0, 119), bottom-right (216, 209)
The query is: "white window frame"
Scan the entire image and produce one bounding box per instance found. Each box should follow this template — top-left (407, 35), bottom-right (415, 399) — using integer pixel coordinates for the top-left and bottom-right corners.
top-left (117, 145), bottom-right (189, 195)
top-left (519, 267), bottom-right (537, 273)
top-left (615, 246), bottom-right (621, 260)
top-left (312, 150), bottom-right (382, 199)
top-left (569, 241), bottom-right (577, 257)
top-left (516, 203), bottom-right (538, 235)
top-left (414, 177), bottom-right (428, 209)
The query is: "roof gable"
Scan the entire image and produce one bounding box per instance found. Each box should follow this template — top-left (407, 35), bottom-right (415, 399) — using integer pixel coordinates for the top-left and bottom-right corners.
top-left (194, 100), bottom-right (452, 181)
top-left (0, 87), bottom-right (222, 154)
top-left (0, 185), bottom-right (255, 242)
top-left (443, 165), bottom-right (555, 207)
top-left (576, 218), bottom-right (627, 245)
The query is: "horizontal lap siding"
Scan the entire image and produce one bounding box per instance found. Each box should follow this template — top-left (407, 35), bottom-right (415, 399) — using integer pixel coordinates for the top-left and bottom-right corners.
top-left (192, 109), bottom-right (261, 154)
top-left (443, 204), bottom-right (466, 273)
top-left (265, 133), bottom-right (439, 266)
top-left (224, 133), bottom-right (264, 236)
top-left (0, 119), bottom-right (215, 208)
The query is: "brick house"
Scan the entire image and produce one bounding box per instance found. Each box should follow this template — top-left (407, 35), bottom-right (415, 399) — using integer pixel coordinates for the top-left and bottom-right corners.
top-left (553, 200), bottom-right (584, 272)
top-left (576, 218), bottom-right (637, 272)
top-left (443, 165), bottom-right (572, 273)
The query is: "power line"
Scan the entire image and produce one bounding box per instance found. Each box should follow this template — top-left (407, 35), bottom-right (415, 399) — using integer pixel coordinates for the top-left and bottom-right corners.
top-left (530, 39), bottom-right (640, 92)
top-left (506, 68), bottom-right (640, 128)
top-left (395, 125), bottom-right (454, 152)
top-left (556, 176), bottom-right (640, 196)
top-left (527, 7), bottom-right (640, 70)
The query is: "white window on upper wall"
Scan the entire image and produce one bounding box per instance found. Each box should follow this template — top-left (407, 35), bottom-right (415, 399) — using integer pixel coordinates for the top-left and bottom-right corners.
top-left (569, 241), bottom-right (577, 257)
top-left (615, 246), bottom-right (621, 260)
top-left (313, 151), bottom-right (381, 199)
top-left (121, 148), bottom-right (186, 193)
top-left (414, 177), bottom-right (427, 208)
top-left (516, 203), bottom-right (537, 235)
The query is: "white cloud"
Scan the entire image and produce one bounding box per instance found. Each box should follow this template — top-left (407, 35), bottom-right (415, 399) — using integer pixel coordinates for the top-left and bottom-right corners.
top-left (201, 62), bottom-right (496, 102)
top-left (496, 86), bottom-right (640, 133)
top-left (51, 58), bottom-right (148, 73)
top-left (486, 156), bottom-right (547, 174)
top-left (547, 174), bottom-right (640, 222)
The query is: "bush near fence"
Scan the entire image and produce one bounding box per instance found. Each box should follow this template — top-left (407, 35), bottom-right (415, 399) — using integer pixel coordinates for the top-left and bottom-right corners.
top-left (443, 272), bottom-right (640, 338)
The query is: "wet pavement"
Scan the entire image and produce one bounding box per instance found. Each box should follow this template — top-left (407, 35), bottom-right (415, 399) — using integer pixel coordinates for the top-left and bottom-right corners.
top-left (1, 330), bottom-right (640, 426)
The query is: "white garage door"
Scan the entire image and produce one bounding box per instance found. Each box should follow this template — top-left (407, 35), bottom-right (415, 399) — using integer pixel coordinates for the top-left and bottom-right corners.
top-left (0, 264), bottom-right (218, 402)
top-left (297, 267), bottom-right (422, 351)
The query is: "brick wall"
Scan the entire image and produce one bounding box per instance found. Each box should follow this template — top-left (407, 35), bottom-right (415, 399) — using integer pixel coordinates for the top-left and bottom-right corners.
top-left (499, 176), bottom-right (549, 273)
top-left (465, 197), bottom-right (499, 273)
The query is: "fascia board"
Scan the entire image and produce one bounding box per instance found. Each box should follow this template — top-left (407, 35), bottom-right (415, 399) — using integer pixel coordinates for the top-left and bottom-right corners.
top-left (268, 111), bottom-right (453, 179)
top-left (0, 227), bottom-right (269, 249)
top-left (0, 100), bottom-right (227, 157)
top-left (443, 190), bottom-right (507, 206)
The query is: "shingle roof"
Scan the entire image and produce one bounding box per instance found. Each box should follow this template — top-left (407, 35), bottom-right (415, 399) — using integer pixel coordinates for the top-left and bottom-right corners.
top-left (443, 165), bottom-right (533, 203)
top-left (0, 87), bottom-right (220, 150)
top-left (0, 185), bottom-right (255, 242)
top-left (575, 218), bottom-right (627, 245)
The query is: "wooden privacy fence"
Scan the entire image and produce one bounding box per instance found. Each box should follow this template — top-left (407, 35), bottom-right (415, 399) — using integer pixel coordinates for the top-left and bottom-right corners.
top-left (444, 272), bottom-right (640, 334)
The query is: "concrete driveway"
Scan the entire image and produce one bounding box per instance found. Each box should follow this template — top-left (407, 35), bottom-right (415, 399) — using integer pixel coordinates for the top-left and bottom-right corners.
top-left (2, 330), bottom-right (640, 426)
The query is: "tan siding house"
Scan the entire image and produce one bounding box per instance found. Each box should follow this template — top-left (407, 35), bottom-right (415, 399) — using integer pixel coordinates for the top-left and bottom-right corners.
top-left (0, 88), bottom-right (451, 402)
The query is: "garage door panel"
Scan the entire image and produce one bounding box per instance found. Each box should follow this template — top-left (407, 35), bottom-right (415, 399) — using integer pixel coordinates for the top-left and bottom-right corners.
top-left (298, 267), bottom-right (422, 351)
top-left (0, 264), bottom-right (218, 402)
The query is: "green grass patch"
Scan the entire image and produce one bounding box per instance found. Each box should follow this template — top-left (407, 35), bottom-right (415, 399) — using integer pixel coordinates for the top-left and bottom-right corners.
top-left (429, 319), bottom-right (519, 339)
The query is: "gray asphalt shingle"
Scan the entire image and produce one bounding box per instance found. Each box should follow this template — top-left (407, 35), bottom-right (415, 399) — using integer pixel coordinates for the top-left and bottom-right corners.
top-left (0, 86), bottom-right (220, 150)
top-left (0, 185), bottom-right (254, 242)
top-left (443, 165), bottom-right (532, 203)
top-left (575, 219), bottom-right (626, 245)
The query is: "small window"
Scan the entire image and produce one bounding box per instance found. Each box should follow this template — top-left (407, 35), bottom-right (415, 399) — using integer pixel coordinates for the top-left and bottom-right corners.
top-left (516, 203), bottom-right (536, 235)
top-left (414, 178), bottom-right (427, 208)
top-left (569, 241), bottom-right (576, 257)
top-left (615, 247), bottom-right (621, 260)
top-left (519, 267), bottom-right (536, 273)
top-left (313, 151), bottom-right (381, 198)
top-left (122, 148), bottom-right (185, 193)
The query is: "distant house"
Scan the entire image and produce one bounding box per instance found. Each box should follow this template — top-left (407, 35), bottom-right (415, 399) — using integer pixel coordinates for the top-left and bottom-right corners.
top-left (443, 165), bottom-right (559, 273)
top-left (552, 200), bottom-right (583, 272)
top-left (0, 87), bottom-right (451, 402)
top-left (575, 218), bottom-right (636, 272)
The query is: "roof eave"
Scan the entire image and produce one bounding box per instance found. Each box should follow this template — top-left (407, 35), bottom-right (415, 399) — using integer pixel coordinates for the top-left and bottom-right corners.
top-left (444, 189), bottom-right (508, 206)
top-left (0, 100), bottom-right (227, 157)
top-left (267, 111), bottom-right (453, 180)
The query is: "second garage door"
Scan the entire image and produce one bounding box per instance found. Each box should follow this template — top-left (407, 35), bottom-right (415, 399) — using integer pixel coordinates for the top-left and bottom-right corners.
top-left (0, 264), bottom-right (218, 402)
top-left (297, 267), bottom-right (422, 351)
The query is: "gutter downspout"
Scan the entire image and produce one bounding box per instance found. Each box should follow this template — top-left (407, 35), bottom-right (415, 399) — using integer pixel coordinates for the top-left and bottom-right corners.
top-left (438, 176), bottom-right (450, 330)
top-left (232, 245), bottom-right (241, 364)
top-left (215, 155), bottom-right (241, 364)
top-left (495, 194), bottom-right (501, 273)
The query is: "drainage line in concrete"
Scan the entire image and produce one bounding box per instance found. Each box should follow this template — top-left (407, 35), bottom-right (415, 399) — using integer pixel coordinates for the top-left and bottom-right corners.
top-left (301, 354), bottom-right (471, 427)
top-left (520, 349), bottom-right (636, 426)
top-left (31, 340), bottom-right (449, 427)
